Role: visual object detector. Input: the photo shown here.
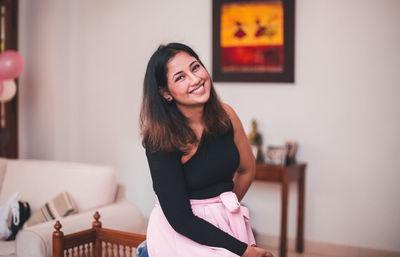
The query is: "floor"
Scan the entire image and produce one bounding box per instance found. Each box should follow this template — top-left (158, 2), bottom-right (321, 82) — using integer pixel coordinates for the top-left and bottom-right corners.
top-left (267, 249), bottom-right (341, 257)
top-left (266, 246), bottom-right (400, 257)
top-left (288, 253), bottom-right (333, 257)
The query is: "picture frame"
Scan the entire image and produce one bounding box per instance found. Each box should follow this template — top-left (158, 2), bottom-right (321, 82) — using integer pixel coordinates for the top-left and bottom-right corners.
top-left (265, 145), bottom-right (287, 165)
top-left (212, 0), bottom-right (295, 83)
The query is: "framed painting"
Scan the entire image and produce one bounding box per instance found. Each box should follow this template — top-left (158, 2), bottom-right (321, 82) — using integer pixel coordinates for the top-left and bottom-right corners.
top-left (212, 0), bottom-right (295, 83)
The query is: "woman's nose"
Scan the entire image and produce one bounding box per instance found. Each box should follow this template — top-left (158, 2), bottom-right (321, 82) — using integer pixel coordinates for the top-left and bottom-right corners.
top-left (188, 72), bottom-right (201, 85)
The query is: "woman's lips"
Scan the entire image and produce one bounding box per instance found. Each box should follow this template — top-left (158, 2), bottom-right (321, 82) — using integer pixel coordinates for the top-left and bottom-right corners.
top-left (190, 83), bottom-right (205, 94)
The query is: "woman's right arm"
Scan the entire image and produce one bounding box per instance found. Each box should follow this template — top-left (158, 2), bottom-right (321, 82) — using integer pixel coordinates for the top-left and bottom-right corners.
top-left (146, 149), bottom-right (249, 256)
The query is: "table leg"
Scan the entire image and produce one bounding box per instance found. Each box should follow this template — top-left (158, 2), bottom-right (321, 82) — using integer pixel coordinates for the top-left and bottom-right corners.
top-left (280, 171), bottom-right (289, 257)
top-left (296, 167), bottom-right (305, 253)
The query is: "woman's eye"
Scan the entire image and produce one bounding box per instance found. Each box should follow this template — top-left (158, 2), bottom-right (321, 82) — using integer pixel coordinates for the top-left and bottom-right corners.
top-left (175, 75), bottom-right (184, 82)
top-left (192, 64), bottom-right (200, 71)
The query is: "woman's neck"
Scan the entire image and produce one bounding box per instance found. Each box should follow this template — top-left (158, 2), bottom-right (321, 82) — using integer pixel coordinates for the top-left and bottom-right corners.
top-left (177, 104), bottom-right (204, 127)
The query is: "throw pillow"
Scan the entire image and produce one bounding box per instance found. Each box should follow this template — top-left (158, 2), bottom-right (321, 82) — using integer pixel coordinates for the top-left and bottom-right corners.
top-left (24, 192), bottom-right (78, 228)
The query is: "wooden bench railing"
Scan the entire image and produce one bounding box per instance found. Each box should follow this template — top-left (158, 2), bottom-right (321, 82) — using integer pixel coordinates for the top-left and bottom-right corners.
top-left (53, 212), bottom-right (146, 257)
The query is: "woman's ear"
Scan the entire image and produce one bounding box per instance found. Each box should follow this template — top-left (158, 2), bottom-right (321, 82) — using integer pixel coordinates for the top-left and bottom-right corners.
top-left (159, 87), bottom-right (173, 102)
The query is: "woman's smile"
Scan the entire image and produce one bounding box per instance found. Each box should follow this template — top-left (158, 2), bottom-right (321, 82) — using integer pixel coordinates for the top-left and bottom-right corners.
top-left (189, 83), bottom-right (205, 95)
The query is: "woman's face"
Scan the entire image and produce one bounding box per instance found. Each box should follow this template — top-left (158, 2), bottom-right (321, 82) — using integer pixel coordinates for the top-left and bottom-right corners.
top-left (162, 51), bottom-right (211, 109)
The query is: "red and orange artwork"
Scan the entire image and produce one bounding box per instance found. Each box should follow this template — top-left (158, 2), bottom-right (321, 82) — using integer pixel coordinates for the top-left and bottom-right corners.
top-left (220, 1), bottom-right (284, 73)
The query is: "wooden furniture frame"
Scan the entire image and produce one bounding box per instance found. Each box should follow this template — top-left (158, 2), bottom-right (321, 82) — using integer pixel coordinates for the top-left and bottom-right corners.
top-left (53, 212), bottom-right (146, 257)
top-left (0, 0), bottom-right (19, 158)
top-left (255, 163), bottom-right (306, 257)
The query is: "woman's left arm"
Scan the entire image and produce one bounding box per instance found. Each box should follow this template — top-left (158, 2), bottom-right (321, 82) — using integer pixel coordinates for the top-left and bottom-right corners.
top-left (224, 104), bottom-right (256, 202)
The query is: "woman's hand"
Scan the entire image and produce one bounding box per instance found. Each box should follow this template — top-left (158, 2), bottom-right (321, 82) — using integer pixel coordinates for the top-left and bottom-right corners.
top-left (242, 245), bottom-right (273, 257)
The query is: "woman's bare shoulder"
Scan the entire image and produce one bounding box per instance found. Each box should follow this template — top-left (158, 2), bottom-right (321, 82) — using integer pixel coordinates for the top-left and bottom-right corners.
top-left (222, 103), bottom-right (241, 129)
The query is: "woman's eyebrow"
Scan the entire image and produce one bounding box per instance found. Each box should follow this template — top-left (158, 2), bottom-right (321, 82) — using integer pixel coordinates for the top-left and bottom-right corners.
top-left (172, 60), bottom-right (198, 79)
top-left (189, 60), bottom-right (197, 67)
top-left (173, 71), bottom-right (183, 79)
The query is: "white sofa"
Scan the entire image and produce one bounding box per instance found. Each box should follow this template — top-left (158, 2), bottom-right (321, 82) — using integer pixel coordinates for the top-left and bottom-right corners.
top-left (0, 158), bottom-right (146, 257)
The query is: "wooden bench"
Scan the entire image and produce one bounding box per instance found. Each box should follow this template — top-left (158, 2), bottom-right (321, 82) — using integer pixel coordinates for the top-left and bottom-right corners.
top-left (53, 212), bottom-right (146, 257)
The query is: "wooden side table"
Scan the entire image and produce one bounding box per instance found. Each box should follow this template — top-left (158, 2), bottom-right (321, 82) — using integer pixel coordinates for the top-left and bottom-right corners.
top-left (255, 163), bottom-right (306, 257)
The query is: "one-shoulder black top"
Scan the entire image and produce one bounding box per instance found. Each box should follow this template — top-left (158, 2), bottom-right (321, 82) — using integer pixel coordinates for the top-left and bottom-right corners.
top-left (145, 126), bottom-right (248, 256)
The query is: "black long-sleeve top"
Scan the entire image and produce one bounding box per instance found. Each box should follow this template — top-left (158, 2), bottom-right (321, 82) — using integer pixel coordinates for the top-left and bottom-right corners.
top-left (146, 126), bottom-right (248, 256)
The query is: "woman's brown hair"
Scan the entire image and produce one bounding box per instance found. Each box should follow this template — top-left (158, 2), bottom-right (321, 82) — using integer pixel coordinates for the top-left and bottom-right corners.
top-left (140, 43), bottom-right (231, 153)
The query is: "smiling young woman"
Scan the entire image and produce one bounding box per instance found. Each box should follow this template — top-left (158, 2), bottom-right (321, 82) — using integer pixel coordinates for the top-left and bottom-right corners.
top-left (139, 43), bottom-right (273, 257)
top-left (162, 52), bottom-right (211, 108)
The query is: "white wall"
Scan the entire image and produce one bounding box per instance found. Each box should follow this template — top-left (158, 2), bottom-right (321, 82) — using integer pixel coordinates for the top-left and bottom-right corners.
top-left (18, 0), bottom-right (400, 252)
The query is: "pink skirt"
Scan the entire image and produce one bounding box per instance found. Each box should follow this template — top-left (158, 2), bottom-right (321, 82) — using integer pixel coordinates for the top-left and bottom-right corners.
top-left (147, 191), bottom-right (256, 257)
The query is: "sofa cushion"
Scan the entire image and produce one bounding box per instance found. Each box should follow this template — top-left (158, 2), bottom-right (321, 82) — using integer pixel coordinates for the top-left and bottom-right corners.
top-left (0, 160), bottom-right (117, 213)
top-left (0, 240), bottom-right (15, 256)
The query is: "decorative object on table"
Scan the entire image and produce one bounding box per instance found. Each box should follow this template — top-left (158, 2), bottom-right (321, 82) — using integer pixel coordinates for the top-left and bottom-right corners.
top-left (285, 141), bottom-right (297, 165)
top-left (212, 0), bottom-right (295, 83)
top-left (265, 145), bottom-right (287, 165)
top-left (247, 120), bottom-right (264, 163)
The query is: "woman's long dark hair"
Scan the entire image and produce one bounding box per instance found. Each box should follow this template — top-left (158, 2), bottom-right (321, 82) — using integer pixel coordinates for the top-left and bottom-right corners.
top-left (140, 42), bottom-right (231, 153)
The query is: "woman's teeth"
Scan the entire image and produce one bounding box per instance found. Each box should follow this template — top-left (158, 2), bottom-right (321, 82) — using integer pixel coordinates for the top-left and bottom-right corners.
top-left (191, 84), bottom-right (204, 94)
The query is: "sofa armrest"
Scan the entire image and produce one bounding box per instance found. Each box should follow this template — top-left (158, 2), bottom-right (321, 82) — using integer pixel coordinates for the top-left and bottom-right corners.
top-left (16, 200), bottom-right (145, 257)
top-left (115, 183), bottom-right (126, 202)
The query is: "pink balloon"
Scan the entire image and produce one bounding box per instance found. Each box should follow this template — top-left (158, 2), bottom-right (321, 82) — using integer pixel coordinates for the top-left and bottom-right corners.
top-left (0, 50), bottom-right (24, 79)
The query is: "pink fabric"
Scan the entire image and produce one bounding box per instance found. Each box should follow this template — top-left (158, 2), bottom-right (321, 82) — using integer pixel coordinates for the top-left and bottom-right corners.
top-left (147, 191), bottom-right (256, 257)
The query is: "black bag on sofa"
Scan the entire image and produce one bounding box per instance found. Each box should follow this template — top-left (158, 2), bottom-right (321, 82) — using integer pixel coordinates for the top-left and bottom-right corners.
top-left (6, 201), bottom-right (31, 241)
